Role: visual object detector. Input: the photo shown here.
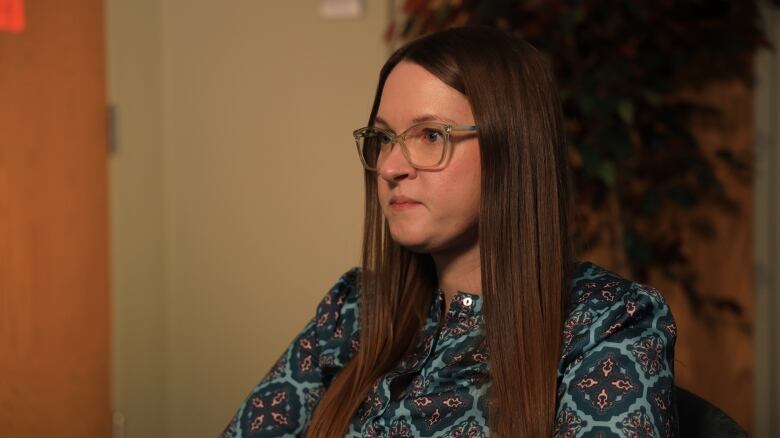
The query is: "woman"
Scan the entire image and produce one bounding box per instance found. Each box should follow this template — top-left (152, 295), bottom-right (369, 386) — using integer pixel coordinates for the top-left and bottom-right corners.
top-left (222, 26), bottom-right (678, 437)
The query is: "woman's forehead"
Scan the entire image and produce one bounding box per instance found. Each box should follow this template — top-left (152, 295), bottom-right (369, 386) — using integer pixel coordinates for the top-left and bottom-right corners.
top-left (376, 62), bottom-right (472, 130)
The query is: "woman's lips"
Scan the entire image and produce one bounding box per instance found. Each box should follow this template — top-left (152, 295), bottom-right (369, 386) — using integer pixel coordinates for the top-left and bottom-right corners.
top-left (391, 201), bottom-right (420, 210)
top-left (389, 195), bottom-right (421, 211)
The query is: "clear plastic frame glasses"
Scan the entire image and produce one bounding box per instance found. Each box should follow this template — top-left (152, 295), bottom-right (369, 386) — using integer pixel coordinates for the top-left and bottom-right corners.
top-left (353, 121), bottom-right (478, 171)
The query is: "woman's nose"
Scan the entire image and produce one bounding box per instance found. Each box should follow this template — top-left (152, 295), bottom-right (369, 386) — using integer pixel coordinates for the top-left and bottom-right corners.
top-left (378, 142), bottom-right (417, 182)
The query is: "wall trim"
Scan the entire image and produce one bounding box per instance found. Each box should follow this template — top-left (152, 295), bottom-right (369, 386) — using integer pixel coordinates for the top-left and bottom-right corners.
top-left (754, 2), bottom-right (779, 437)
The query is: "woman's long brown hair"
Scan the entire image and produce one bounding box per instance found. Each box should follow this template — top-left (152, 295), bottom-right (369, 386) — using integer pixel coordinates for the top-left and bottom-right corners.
top-left (306, 26), bottom-right (574, 437)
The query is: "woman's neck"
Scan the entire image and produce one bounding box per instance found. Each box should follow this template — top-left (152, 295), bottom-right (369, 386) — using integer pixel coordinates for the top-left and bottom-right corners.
top-left (432, 240), bottom-right (481, 315)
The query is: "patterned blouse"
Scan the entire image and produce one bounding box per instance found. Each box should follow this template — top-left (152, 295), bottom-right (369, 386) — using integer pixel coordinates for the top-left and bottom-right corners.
top-left (222, 260), bottom-right (679, 437)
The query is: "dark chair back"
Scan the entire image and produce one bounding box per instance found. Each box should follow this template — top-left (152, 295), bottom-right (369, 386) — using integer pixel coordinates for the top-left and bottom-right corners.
top-left (676, 386), bottom-right (747, 437)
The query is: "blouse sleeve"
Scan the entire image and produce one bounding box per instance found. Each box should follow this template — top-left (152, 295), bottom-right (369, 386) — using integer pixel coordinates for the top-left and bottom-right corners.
top-left (221, 268), bottom-right (361, 437)
top-left (555, 280), bottom-right (679, 438)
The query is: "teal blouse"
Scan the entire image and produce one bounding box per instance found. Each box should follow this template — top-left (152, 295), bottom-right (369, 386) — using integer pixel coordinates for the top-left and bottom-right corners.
top-left (222, 260), bottom-right (679, 437)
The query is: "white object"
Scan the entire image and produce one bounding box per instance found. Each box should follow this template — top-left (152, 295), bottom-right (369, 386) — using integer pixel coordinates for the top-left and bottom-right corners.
top-left (319, 0), bottom-right (364, 19)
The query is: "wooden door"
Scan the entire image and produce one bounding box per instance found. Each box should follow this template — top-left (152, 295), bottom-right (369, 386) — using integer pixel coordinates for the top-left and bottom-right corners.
top-left (0, 0), bottom-right (111, 436)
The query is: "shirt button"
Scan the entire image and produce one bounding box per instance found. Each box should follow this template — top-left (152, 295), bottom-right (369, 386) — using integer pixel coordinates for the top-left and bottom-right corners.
top-left (462, 297), bottom-right (473, 307)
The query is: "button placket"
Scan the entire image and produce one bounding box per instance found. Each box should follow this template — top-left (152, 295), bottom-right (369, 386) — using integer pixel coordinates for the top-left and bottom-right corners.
top-left (371, 290), bottom-right (444, 422)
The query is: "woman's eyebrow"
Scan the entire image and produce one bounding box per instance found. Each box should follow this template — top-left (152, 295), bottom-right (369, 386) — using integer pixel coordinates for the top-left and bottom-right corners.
top-left (374, 114), bottom-right (456, 129)
top-left (373, 116), bottom-right (391, 128)
top-left (410, 114), bottom-right (453, 124)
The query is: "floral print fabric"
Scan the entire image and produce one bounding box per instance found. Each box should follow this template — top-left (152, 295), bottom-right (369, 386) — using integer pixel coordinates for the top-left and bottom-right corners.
top-left (222, 260), bottom-right (678, 437)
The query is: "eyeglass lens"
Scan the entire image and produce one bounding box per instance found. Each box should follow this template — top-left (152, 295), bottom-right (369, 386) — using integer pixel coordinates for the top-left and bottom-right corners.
top-left (357, 123), bottom-right (447, 170)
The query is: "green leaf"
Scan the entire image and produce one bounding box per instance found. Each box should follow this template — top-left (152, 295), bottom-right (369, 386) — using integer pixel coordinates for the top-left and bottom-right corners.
top-left (617, 100), bottom-right (634, 123)
top-left (667, 186), bottom-right (698, 207)
top-left (623, 226), bottom-right (654, 265)
top-left (642, 189), bottom-right (659, 215)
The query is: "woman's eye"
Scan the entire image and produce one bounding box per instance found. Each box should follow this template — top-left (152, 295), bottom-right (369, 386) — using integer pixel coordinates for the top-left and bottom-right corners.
top-left (378, 132), bottom-right (393, 144)
top-left (422, 129), bottom-right (443, 143)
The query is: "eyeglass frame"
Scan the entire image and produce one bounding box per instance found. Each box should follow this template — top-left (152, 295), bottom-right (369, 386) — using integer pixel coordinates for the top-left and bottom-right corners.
top-left (352, 122), bottom-right (478, 171)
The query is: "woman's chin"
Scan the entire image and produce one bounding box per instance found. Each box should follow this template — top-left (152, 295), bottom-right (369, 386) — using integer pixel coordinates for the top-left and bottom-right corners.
top-left (389, 225), bottom-right (478, 256)
top-left (388, 230), bottom-right (435, 253)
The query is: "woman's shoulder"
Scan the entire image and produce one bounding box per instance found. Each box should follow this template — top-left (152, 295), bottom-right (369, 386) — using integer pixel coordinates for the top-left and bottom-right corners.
top-left (562, 259), bottom-right (678, 363)
top-left (568, 259), bottom-right (673, 316)
top-left (316, 266), bottom-right (361, 312)
top-left (312, 267), bottom-right (362, 371)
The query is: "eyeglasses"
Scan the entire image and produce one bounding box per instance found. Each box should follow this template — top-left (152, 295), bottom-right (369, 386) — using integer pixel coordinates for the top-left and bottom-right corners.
top-left (353, 121), bottom-right (478, 171)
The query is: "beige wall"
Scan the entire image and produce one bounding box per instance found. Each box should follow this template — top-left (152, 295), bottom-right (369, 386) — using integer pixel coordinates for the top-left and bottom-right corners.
top-left (107, 0), bottom-right (166, 437)
top-left (108, 1), bottom-right (387, 436)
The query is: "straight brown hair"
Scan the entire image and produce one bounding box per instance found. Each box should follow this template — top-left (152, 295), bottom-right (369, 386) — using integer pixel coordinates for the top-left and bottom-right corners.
top-left (306, 26), bottom-right (574, 437)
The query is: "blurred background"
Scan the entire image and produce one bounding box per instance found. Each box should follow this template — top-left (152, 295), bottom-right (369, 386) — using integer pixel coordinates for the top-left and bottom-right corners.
top-left (0, 0), bottom-right (778, 437)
